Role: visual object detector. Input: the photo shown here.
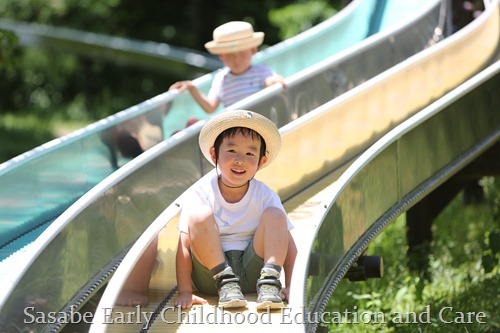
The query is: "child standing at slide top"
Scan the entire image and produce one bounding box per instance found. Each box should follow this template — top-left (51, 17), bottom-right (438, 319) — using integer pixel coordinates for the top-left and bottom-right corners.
top-left (170, 21), bottom-right (286, 115)
top-left (175, 110), bottom-right (297, 309)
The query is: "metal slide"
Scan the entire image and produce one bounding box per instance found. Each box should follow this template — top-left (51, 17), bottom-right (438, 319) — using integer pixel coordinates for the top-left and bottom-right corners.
top-left (0, 0), bottom-right (451, 331)
top-left (88, 1), bottom-right (499, 332)
top-left (297, 57), bottom-right (499, 333)
top-left (0, 0), bottom-right (378, 263)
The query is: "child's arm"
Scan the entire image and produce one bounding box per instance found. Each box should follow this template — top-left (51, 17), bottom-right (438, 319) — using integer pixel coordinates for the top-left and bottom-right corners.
top-left (169, 81), bottom-right (220, 114)
top-left (282, 231), bottom-right (297, 302)
top-left (175, 232), bottom-right (207, 309)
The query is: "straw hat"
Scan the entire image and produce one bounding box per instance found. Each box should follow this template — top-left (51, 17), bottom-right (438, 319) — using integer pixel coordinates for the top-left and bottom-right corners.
top-left (199, 110), bottom-right (281, 168)
top-left (204, 21), bottom-right (264, 55)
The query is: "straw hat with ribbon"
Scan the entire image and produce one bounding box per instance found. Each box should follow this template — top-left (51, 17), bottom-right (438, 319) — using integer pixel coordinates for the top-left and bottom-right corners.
top-left (205, 21), bottom-right (264, 55)
top-left (199, 110), bottom-right (281, 169)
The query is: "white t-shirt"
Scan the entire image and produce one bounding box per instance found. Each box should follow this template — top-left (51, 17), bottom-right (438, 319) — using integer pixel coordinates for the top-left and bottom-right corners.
top-left (208, 63), bottom-right (274, 107)
top-left (178, 171), bottom-right (293, 252)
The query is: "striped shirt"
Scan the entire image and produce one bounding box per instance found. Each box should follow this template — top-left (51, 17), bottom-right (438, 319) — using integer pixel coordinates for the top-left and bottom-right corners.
top-left (208, 63), bottom-right (275, 107)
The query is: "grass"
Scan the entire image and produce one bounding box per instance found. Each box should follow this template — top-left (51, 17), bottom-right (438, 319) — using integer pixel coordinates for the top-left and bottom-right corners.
top-left (324, 177), bottom-right (500, 332)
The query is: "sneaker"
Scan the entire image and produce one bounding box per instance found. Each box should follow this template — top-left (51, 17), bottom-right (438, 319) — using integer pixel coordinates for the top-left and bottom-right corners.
top-left (256, 275), bottom-right (284, 310)
top-left (216, 273), bottom-right (247, 308)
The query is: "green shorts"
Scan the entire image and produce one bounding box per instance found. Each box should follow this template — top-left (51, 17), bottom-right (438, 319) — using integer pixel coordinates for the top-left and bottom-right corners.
top-left (191, 242), bottom-right (264, 295)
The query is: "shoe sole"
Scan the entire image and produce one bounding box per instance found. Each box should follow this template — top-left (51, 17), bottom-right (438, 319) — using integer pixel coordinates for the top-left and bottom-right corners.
top-left (255, 300), bottom-right (284, 310)
top-left (218, 299), bottom-right (248, 309)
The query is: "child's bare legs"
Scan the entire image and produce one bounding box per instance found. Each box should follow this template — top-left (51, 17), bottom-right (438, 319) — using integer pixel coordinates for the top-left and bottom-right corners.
top-left (188, 205), bottom-right (246, 308)
top-left (115, 236), bottom-right (158, 306)
top-left (253, 207), bottom-right (289, 309)
top-left (188, 205), bottom-right (225, 268)
top-left (253, 207), bottom-right (288, 266)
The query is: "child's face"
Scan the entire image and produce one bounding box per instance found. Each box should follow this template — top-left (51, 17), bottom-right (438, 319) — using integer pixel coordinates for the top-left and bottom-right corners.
top-left (210, 130), bottom-right (267, 188)
top-left (218, 48), bottom-right (257, 75)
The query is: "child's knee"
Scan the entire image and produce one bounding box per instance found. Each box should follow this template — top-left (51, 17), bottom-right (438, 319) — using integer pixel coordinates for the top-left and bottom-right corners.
top-left (188, 205), bottom-right (214, 228)
top-left (261, 207), bottom-right (287, 226)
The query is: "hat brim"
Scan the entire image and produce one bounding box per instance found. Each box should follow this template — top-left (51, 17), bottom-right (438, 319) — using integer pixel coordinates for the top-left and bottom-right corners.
top-left (199, 110), bottom-right (281, 169)
top-left (205, 32), bottom-right (264, 55)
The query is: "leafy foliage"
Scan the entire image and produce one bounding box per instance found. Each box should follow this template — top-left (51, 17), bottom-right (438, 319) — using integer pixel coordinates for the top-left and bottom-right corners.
top-left (270, 0), bottom-right (338, 39)
top-left (0, 29), bottom-right (18, 70)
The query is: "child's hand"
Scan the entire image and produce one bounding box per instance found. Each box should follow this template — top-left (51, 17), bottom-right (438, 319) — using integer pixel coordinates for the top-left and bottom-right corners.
top-left (169, 80), bottom-right (194, 93)
top-left (174, 291), bottom-right (208, 309)
top-left (265, 74), bottom-right (287, 89)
